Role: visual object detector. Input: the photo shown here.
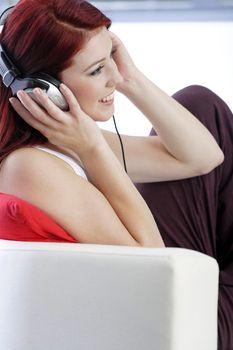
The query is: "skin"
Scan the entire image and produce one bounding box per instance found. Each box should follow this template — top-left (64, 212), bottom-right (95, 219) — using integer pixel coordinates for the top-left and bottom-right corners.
top-left (8, 27), bottom-right (223, 183)
top-left (0, 27), bottom-right (165, 247)
top-left (59, 27), bottom-right (123, 122)
top-left (0, 26), bottom-right (224, 247)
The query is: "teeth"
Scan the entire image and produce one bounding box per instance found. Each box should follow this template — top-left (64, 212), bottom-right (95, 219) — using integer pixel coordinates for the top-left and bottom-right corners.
top-left (100, 92), bottom-right (114, 103)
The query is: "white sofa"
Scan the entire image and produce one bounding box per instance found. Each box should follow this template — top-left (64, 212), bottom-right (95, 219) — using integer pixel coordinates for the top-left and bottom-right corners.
top-left (0, 239), bottom-right (219, 350)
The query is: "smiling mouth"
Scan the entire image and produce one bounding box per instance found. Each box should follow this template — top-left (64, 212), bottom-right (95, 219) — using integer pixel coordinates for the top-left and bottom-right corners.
top-left (99, 91), bottom-right (115, 103)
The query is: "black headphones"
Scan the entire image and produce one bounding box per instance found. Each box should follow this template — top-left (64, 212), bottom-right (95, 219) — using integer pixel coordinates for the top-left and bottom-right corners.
top-left (0, 6), bottom-right (68, 111)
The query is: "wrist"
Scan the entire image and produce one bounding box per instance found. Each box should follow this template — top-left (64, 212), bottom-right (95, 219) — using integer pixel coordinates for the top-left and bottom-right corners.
top-left (77, 137), bottom-right (109, 164)
top-left (117, 69), bottom-right (146, 96)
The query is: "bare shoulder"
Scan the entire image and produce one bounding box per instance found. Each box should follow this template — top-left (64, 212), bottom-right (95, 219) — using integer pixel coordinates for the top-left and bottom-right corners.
top-left (0, 146), bottom-right (81, 207)
top-left (0, 146), bottom-right (138, 246)
top-left (0, 146), bottom-right (74, 178)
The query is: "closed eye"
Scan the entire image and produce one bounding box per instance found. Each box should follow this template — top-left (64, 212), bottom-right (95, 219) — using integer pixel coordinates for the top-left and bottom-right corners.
top-left (90, 65), bottom-right (104, 76)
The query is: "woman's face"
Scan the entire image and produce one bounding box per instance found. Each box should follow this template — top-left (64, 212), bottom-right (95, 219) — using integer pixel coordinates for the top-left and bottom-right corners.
top-left (59, 27), bottom-right (122, 122)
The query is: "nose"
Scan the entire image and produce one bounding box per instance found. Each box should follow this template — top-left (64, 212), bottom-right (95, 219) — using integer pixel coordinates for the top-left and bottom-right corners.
top-left (106, 60), bottom-right (123, 88)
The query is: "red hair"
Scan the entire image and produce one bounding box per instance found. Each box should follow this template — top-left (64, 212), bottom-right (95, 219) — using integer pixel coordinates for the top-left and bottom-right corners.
top-left (0, 0), bottom-right (111, 162)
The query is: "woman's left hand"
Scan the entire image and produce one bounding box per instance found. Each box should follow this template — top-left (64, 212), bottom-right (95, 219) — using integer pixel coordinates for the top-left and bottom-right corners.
top-left (109, 31), bottom-right (139, 92)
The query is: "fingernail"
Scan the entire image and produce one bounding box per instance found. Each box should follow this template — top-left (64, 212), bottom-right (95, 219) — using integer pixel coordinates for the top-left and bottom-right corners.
top-left (60, 83), bottom-right (66, 90)
top-left (33, 88), bottom-right (42, 95)
top-left (17, 90), bottom-right (24, 98)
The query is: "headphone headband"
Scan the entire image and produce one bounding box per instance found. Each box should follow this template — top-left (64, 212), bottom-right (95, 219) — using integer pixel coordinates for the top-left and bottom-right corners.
top-left (0, 45), bottom-right (50, 94)
top-left (0, 45), bottom-right (20, 87)
top-left (0, 6), bottom-right (14, 26)
top-left (0, 6), bottom-right (14, 33)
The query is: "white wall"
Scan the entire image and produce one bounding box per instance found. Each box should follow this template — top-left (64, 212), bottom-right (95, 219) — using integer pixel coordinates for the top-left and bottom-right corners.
top-left (100, 21), bottom-right (233, 135)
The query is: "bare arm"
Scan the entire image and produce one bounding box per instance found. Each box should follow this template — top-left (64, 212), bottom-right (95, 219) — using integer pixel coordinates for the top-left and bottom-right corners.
top-left (8, 86), bottom-right (164, 247)
top-left (77, 138), bottom-right (164, 247)
top-left (119, 71), bottom-right (224, 172)
top-left (103, 33), bottom-right (224, 182)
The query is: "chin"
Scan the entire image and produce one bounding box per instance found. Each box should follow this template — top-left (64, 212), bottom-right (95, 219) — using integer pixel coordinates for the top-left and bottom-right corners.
top-left (93, 106), bottom-right (115, 122)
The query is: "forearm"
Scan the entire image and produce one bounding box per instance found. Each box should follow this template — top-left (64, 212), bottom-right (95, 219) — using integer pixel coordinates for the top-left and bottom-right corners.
top-left (8, 83), bottom-right (162, 246)
top-left (120, 70), bottom-right (224, 170)
top-left (77, 139), bottom-right (164, 247)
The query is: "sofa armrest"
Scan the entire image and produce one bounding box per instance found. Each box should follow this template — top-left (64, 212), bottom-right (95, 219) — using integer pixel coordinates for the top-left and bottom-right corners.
top-left (0, 240), bottom-right (219, 350)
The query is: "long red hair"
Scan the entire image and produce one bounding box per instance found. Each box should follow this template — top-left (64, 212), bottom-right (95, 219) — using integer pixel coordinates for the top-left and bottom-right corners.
top-left (0, 0), bottom-right (111, 162)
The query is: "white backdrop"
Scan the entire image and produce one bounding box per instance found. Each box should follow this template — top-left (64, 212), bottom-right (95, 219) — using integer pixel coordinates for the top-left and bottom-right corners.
top-left (100, 21), bottom-right (233, 135)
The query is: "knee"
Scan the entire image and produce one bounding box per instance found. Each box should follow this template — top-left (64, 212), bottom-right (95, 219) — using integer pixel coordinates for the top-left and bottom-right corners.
top-left (172, 84), bottom-right (227, 127)
top-left (150, 85), bottom-right (218, 136)
top-left (172, 84), bottom-right (218, 105)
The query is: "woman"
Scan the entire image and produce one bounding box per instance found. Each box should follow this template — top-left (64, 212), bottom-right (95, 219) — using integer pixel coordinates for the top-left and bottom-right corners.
top-left (0, 0), bottom-right (232, 348)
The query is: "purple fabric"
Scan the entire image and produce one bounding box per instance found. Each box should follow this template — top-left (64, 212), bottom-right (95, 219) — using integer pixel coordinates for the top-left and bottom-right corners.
top-left (135, 85), bottom-right (233, 350)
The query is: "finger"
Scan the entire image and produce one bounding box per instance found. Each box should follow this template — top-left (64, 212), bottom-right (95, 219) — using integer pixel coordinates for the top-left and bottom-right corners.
top-left (16, 90), bottom-right (58, 127)
top-left (59, 84), bottom-right (82, 115)
top-left (34, 85), bottom-right (81, 120)
top-left (108, 31), bottom-right (118, 40)
top-left (9, 97), bottom-right (48, 133)
top-left (108, 31), bottom-right (121, 47)
top-left (32, 88), bottom-right (67, 123)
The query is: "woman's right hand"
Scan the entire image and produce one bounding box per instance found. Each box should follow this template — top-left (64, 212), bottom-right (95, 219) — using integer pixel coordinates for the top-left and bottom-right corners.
top-left (9, 84), bottom-right (164, 248)
top-left (9, 84), bottom-right (104, 159)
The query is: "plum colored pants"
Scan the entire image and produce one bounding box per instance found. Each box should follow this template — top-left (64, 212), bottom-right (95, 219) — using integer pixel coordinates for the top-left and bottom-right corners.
top-left (135, 85), bottom-right (233, 350)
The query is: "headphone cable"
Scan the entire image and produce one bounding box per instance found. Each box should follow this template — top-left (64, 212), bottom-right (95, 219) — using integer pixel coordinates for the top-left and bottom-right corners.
top-left (112, 115), bottom-right (127, 173)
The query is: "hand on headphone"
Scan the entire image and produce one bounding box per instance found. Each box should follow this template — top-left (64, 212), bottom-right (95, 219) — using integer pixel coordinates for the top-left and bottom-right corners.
top-left (109, 31), bottom-right (139, 93)
top-left (9, 84), bottom-right (105, 159)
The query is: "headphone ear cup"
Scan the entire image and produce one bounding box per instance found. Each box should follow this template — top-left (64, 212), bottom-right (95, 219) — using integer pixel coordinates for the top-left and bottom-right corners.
top-left (24, 73), bottom-right (69, 111)
top-left (0, 20), bottom-right (68, 110)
